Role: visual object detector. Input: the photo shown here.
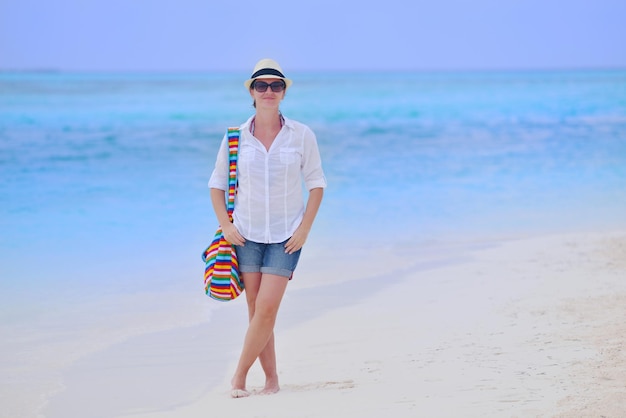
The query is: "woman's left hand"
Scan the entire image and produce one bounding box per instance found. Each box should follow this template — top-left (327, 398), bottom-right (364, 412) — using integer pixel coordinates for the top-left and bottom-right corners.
top-left (284, 225), bottom-right (309, 254)
top-left (285, 188), bottom-right (323, 254)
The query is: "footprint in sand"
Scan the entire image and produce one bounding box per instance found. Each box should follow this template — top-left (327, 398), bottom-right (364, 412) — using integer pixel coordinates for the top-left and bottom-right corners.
top-left (284, 380), bottom-right (355, 392)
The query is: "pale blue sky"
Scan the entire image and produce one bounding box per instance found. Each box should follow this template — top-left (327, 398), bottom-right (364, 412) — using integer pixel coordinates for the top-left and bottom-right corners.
top-left (1, 0), bottom-right (625, 71)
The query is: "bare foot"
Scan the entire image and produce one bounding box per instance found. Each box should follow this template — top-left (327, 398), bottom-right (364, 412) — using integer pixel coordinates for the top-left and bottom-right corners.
top-left (231, 389), bottom-right (250, 398)
top-left (259, 376), bottom-right (280, 395)
top-left (231, 375), bottom-right (249, 398)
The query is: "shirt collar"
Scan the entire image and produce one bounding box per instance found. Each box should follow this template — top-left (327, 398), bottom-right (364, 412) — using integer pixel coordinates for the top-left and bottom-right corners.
top-left (240, 113), bottom-right (295, 132)
top-left (282, 115), bottom-right (296, 130)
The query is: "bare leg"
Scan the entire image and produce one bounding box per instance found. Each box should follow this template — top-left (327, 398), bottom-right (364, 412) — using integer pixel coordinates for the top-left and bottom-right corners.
top-left (239, 272), bottom-right (280, 393)
top-left (231, 273), bottom-right (288, 397)
top-left (258, 332), bottom-right (280, 394)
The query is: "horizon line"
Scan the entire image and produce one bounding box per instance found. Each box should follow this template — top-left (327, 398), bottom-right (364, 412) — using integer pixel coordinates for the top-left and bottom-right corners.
top-left (1, 64), bottom-right (626, 75)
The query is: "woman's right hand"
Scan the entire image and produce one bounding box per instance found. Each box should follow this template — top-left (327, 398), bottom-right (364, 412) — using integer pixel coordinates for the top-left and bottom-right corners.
top-left (222, 222), bottom-right (245, 246)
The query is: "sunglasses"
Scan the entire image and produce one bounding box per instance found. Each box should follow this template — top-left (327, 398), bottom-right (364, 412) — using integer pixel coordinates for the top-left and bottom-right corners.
top-left (253, 80), bottom-right (286, 93)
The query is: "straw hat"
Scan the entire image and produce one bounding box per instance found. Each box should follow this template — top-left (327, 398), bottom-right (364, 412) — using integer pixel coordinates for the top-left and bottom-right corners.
top-left (244, 58), bottom-right (293, 90)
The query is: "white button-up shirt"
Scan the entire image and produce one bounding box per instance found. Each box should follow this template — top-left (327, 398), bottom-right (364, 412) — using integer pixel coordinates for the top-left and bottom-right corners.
top-left (209, 115), bottom-right (327, 244)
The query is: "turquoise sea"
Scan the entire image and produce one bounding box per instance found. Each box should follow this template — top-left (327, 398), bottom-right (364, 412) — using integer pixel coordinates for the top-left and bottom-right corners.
top-left (2, 70), bottom-right (626, 292)
top-left (1, 69), bottom-right (626, 415)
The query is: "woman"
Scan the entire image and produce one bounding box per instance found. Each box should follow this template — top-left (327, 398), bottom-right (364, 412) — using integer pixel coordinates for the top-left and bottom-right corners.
top-left (208, 58), bottom-right (327, 398)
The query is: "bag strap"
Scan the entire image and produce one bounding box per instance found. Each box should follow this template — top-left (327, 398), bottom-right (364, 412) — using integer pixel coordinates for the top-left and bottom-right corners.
top-left (226, 127), bottom-right (240, 221)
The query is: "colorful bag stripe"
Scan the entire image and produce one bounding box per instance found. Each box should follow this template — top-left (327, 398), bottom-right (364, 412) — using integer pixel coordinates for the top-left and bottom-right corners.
top-left (202, 127), bottom-right (244, 301)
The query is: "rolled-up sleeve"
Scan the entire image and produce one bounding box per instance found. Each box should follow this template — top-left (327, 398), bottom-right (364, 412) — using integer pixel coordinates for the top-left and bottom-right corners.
top-left (208, 133), bottom-right (229, 191)
top-left (301, 127), bottom-right (327, 191)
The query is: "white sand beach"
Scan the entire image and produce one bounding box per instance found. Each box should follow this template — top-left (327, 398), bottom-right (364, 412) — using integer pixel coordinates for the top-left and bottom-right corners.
top-left (3, 230), bottom-right (625, 417)
top-left (101, 230), bottom-right (626, 418)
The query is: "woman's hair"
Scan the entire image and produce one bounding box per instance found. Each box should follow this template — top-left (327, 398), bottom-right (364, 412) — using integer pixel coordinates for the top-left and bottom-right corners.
top-left (250, 81), bottom-right (256, 108)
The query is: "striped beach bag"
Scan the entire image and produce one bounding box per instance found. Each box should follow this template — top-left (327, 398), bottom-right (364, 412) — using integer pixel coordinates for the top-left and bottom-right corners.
top-left (202, 128), bottom-right (244, 301)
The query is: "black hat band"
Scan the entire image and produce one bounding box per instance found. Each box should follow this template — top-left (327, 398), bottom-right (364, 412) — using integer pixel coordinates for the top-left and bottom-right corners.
top-left (251, 68), bottom-right (285, 79)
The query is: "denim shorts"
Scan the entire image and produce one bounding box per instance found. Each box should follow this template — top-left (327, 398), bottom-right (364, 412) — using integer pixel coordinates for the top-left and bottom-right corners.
top-left (235, 239), bottom-right (301, 279)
